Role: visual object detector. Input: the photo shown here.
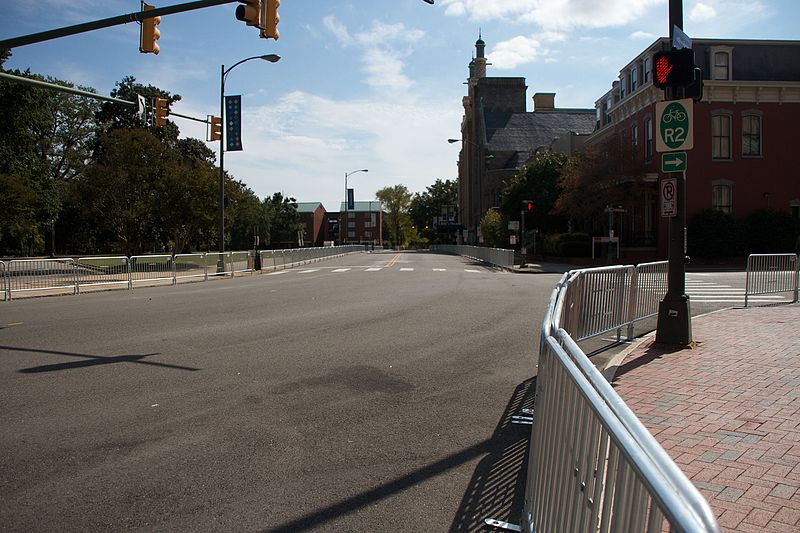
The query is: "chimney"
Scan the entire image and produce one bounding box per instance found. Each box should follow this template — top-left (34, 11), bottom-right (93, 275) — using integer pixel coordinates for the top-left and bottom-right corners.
top-left (533, 92), bottom-right (555, 111)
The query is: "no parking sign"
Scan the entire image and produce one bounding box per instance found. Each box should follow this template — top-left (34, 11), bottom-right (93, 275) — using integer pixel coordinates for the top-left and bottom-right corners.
top-left (661, 178), bottom-right (677, 217)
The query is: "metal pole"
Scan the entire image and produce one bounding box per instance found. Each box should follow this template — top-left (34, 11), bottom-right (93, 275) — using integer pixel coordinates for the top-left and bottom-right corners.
top-left (219, 64), bottom-right (225, 265)
top-left (344, 172), bottom-right (348, 245)
top-left (656, 0), bottom-right (692, 345)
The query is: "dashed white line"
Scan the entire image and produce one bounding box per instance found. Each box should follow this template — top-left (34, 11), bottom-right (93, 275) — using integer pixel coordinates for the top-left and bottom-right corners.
top-left (298, 269), bottom-right (319, 274)
top-left (433, 268), bottom-right (446, 272)
top-left (332, 268), bottom-right (351, 273)
top-left (465, 269), bottom-right (480, 273)
top-left (365, 268), bottom-right (382, 272)
top-left (399, 268), bottom-right (414, 272)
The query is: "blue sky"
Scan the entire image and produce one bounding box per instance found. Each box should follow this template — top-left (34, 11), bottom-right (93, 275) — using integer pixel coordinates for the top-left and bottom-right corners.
top-left (2, 0), bottom-right (798, 212)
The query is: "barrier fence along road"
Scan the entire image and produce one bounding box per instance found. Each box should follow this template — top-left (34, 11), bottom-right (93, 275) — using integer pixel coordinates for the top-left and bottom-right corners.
top-left (1, 246), bottom-right (365, 301)
top-left (430, 244), bottom-right (514, 269)
top-left (515, 263), bottom-right (719, 533)
top-left (744, 253), bottom-right (799, 307)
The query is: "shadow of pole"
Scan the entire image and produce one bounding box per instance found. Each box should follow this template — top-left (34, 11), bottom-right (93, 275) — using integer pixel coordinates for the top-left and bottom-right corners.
top-left (0, 345), bottom-right (200, 373)
top-left (449, 377), bottom-right (537, 533)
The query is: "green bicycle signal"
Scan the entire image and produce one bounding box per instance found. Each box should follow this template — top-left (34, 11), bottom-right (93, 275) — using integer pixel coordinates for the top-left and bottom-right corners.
top-left (656, 98), bottom-right (694, 153)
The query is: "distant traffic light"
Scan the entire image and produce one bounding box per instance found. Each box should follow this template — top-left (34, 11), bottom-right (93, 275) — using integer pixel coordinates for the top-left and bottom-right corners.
top-left (209, 115), bottom-right (222, 141)
top-left (236, 0), bottom-right (261, 27)
top-left (139, 3), bottom-right (161, 54)
top-left (154, 97), bottom-right (168, 127)
top-left (261, 0), bottom-right (280, 40)
top-left (522, 200), bottom-right (534, 213)
top-left (652, 48), bottom-right (695, 89)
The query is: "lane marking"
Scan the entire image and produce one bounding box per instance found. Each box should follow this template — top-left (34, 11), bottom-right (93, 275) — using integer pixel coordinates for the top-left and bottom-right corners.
top-left (386, 253), bottom-right (403, 268)
top-left (399, 268), bottom-right (414, 272)
top-left (298, 269), bottom-right (319, 274)
top-left (465, 269), bottom-right (480, 273)
top-left (266, 271), bottom-right (288, 276)
top-left (433, 268), bottom-right (446, 272)
top-left (365, 267), bottom-right (382, 272)
top-left (332, 268), bottom-right (351, 273)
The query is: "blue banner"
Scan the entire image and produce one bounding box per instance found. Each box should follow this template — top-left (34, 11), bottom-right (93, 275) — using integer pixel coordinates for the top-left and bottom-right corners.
top-left (347, 188), bottom-right (355, 210)
top-left (225, 95), bottom-right (242, 151)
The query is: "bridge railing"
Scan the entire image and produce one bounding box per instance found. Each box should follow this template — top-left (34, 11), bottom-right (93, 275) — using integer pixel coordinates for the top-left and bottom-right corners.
top-left (522, 265), bottom-right (719, 533)
top-left (745, 253), bottom-right (799, 307)
top-left (2, 246), bottom-right (365, 301)
top-left (430, 244), bottom-right (514, 269)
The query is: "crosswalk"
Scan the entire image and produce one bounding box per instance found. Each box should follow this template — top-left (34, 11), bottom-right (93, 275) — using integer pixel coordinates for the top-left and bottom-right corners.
top-left (686, 279), bottom-right (792, 304)
top-left (267, 266), bottom-right (490, 275)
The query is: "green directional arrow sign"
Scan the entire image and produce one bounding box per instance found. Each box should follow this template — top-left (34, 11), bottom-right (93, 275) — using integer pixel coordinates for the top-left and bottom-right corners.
top-left (661, 151), bottom-right (687, 172)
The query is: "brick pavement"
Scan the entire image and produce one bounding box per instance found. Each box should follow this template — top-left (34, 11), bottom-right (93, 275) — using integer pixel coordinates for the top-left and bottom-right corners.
top-left (611, 305), bottom-right (800, 532)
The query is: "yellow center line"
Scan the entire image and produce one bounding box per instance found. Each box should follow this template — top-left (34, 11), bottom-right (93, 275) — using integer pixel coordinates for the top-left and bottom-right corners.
top-left (386, 252), bottom-right (403, 268)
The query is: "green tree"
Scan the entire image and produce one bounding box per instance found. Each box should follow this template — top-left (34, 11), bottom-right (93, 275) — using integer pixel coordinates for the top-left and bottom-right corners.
top-left (500, 151), bottom-right (568, 234)
top-left (263, 192), bottom-right (302, 247)
top-left (376, 185), bottom-right (413, 247)
top-left (409, 178), bottom-right (458, 243)
top-left (480, 209), bottom-right (506, 248)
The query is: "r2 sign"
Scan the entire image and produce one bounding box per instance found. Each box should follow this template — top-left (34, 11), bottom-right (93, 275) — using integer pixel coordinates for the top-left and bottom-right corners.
top-left (656, 98), bottom-right (693, 153)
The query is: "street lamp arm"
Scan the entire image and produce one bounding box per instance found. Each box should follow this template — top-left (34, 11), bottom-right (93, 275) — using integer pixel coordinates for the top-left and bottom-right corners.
top-left (224, 54), bottom-right (280, 82)
top-left (448, 138), bottom-right (480, 148)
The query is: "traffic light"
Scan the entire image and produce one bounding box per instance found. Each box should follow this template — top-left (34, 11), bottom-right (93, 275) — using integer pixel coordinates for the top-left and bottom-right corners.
top-left (209, 115), bottom-right (222, 141)
top-left (522, 200), bottom-right (534, 213)
top-left (236, 0), bottom-right (261, 27)
top-left (154, 97), bottom-right (168, 127)
top-left (139, 3), bottom-right (161, 54)
top-left (261, 0), bottom-right (280, 40)
top-left (652, 48), bottom-right (695, 89)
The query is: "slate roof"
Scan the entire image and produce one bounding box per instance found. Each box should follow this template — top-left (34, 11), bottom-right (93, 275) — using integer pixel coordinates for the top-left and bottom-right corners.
top-left (338, 201), bottom-right (384, 212)
top-left (483, 109), bottom-right (596, 154)
top-left (295, 202), bottom-right (324, 213)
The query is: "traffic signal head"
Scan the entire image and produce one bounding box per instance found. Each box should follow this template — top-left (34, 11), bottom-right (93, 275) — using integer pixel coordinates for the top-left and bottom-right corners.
top-left (236, 0), bottom-right (262, 27)
top-left (522, 200), bottom-right (534, 213)
top-left (154, 97), bottom-right (168, 127)
top-left (209, 115), bottom-right (222, 141)
top-left (261, 0), bottom-right (280, 40)
top-left (652, 48), bottom-right (695, 89)
top-left (139, 3), bottom-right (161, 54)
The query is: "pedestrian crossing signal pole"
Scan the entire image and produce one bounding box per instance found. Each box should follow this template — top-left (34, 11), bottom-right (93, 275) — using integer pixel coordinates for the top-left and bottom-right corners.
top-left (656, 0), bottom-right (693, 345)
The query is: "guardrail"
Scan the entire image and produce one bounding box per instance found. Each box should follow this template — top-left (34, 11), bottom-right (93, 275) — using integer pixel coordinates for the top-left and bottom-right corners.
top-left (1, 246), bottom-right (365, 301)
top-left (430, 244), bottom-right (514, 269)
top-left (519, 265), bottom-right (718, 533)
top-left (745, 253), bottom-right (799, 307)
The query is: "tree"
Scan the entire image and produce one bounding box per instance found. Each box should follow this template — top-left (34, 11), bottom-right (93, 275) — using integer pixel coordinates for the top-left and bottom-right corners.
top-left (376, 185), bottom-right (413, 247)
top-left (96, 76), bottom-right (181, 145)
top-left (500, 151), bottom-right (568, 234)
top-left (409, 178), bottom-right (458, 243)
top-left (263, 192), bottom-right (302, 247)
top-left (480, 209), bottom-right (506, 248)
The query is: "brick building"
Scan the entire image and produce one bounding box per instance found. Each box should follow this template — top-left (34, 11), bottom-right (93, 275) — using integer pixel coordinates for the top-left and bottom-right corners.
top-left (455, 36), bottom-right (596, 244)
top-left (296, 202), bottom-right (327, 247)
top-left (588, 38), bottom-right (800, 258)
top-left (337, 201), bottom-right (383, 245)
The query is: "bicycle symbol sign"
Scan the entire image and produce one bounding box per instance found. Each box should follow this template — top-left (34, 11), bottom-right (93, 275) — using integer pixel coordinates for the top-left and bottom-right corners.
top-left (656, 98), bottom-right (694, 153)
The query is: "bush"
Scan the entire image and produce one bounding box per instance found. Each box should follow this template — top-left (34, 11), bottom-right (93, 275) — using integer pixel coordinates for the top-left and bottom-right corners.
top-left (745, 209), bottom-right (800, 254)
top-left (687, 209), bottom-right (746, 258)
top-left (542, 232), bottom-right (591, 257)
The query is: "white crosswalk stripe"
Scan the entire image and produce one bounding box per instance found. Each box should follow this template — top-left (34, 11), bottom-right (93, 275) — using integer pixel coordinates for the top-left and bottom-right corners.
top-left (399, 268), bottom-right (414, 271)
top-left (465, 269), bottom-right (480, 273)
top-left (331, 268), bottom-right (350, 273)
top-left (298, 269), bottom-right (319, 274)
top-left (365, 268), bottom-right (382, 272)
top-left (686, 280), bottom-right (790, 303)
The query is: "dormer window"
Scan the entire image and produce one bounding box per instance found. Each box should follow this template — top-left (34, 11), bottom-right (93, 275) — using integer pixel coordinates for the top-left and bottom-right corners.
top-left (710, 46), bottom-right (734, 80)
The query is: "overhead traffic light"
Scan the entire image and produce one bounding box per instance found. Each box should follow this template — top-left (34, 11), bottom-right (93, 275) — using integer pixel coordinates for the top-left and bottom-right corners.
top-left (652, 48), bottom-right (695, 89)
top-left (209, 115), bottom-right (222, 141)
top-left (261, 0), bottom-right (280, 40)
top-left (154, 97), bottom-right (168, 127)
top-left (236, 0), bottom-right (261, 27)
top-left (139, 3), bottom-right (161, 54)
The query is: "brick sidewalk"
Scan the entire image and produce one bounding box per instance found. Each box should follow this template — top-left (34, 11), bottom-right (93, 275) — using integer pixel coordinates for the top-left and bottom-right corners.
top-left (611, 305), bottom-right (800, 532)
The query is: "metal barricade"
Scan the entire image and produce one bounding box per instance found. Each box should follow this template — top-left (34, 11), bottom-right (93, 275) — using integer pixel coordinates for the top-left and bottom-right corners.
top-left (259, 250), bottom-right (276, 272)
top-left (129, 255), bottom-right (174, 287)
top-left (431, 244), bottom-right (514, 269)
top-left (174, 253), bottom-right (208, 283)
top-left (627, 261), bottom-right (668, 339)
top-left (229, 251), bottom-right (252, 276)
top-left (521, 269), bottom-right (719, 533)
top-left (1, 261), bottom-right (7, 301)
top-left (561, 265), bottom-right (635, 342)
top-left (75, 256), bottom-right (129, 293)
top-left (745, 253), bottom-right (799, 307)
top-left (206, 252), bottom-right (232, 278)
top-left (5, 258), bottom-right (77, 299)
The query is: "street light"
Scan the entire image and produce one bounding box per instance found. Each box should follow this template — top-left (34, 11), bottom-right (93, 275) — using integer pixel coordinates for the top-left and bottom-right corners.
top-left (344, 168), bottom-right (368, 244)
top-left (218, 54), bottom-right (280, 264)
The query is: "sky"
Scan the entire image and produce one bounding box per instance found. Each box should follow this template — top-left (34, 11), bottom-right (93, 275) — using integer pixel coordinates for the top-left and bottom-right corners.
top-left (2, 0), bottom-right (798, 212)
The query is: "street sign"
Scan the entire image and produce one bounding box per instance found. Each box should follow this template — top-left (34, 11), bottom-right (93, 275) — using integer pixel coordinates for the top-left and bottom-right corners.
top-left (661, 177), bottom-right (677, 217)
top-left (673, 25), bottom-right (692, 50)
top-left (656, 98), bottom-right (693, 152)
top-left (508, 221), bottom-right (519, 231)
top-left (661, 151), bottom-right (687, 172)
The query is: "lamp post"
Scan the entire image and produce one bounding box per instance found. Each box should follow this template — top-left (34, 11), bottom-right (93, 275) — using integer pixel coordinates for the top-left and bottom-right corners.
top-left (218, 54), bottom-right (280, 265)
top-left (344, 168), bottom-right (368, 244)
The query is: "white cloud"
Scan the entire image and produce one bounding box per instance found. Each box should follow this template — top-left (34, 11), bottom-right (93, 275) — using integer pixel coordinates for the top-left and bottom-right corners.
top-left (629, 30), bottom-right (657, 40)
top-left (489, 35), bottom-right (548, 70)
top-left (689, 2), bottom-right (716, 22)
top-left (439, 0), bottom-right (665, 29)
top-left (322, 15), bottom-right (355, 46)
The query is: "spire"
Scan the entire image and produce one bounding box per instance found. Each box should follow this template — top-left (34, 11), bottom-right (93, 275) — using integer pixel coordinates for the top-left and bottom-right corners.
top-left (475, 30), bottom-right (485, 59)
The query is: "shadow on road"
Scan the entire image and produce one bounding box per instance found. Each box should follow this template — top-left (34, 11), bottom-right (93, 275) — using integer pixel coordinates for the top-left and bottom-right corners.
top-left (449, 377), bottom-right (536, 532)
top-left (0, 345), bottom-right (200, 373)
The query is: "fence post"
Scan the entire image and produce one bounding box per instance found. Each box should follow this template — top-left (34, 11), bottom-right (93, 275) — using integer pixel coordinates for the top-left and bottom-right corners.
top-left (172, 254), bottom-right (177, 286)
top-left (127, 256), bottom-right (133, 290)
top-left (73, 258), bottom-right (80, 295)
top-left (794, 255), bottom-right (799, 303)
top-left (627, 266), bottom-right (640, 341)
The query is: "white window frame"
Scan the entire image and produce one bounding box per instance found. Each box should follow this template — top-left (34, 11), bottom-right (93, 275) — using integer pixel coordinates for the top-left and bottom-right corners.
top-left (711, 110), bottom-right (733, 161)
top-left (711, 180), bottom-right (733, 214)
top-left (710, 46), bottom-right (734, 81)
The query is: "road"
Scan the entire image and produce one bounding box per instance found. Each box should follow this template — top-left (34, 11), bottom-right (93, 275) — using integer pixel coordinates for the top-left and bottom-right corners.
top-left (0, 251), bottom-right (557, 532)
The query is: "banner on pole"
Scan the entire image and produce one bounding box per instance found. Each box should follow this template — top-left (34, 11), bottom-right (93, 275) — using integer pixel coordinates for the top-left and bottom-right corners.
top-left (225, 95), bottom-right (242, 151)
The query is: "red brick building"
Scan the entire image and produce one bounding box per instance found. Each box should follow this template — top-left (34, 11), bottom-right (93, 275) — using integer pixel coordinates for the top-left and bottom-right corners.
top-left (296, 202), bottom-right (327, 247)
top-left (588, 38), bottom-right (800, 258)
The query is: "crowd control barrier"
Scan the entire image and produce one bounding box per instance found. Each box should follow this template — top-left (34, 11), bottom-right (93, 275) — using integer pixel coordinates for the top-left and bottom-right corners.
top-left (744, 253), bottom-right (799, 307)
top-left (430, 244), bottom-right (514, 269)
top-left (514, 265), bottom-right (719, 533)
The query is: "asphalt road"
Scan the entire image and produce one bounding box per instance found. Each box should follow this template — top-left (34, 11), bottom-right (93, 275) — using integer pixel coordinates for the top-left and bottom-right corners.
top-left (0, 251), bottom-right (560, 532)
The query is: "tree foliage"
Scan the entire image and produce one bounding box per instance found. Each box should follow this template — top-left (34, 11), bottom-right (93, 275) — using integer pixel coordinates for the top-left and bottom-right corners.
top-left (500, 151), bottom-right (568, 233)
top-left (480, 209), bottom-right (506, 248)
top-left (376, 185), bottom-right (413, 247)
top-left (409, 178), bottom-right (458, 243)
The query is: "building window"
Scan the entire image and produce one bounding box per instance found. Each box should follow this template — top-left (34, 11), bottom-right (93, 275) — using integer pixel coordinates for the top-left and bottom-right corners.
top-left (620, 74), bottom-right (626, 99)
top-left (713, 51), bottom-right (730, 80)
top-left (631, 123), bottom-right (638, 148)
top-left (348, 221), bottom-right (356, 229)
top-left (630, 67), bottom-right (638, 92)
top-left (712, 182), bottom-right (732, 214)
top-left (643, 57), bottom-right (650, 83)
top-left (645, 117), bottom-right (654, 161)
top-left (711, 112), bottom-right (732, 160)
top-left (348, 230), bottom-right (355, 238)
top-left (742, 112), bottom-right (762, 157)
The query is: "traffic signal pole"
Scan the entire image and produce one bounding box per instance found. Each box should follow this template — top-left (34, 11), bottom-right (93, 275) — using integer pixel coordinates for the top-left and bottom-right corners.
top-left (656, 0), bottom-right (692, 345)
